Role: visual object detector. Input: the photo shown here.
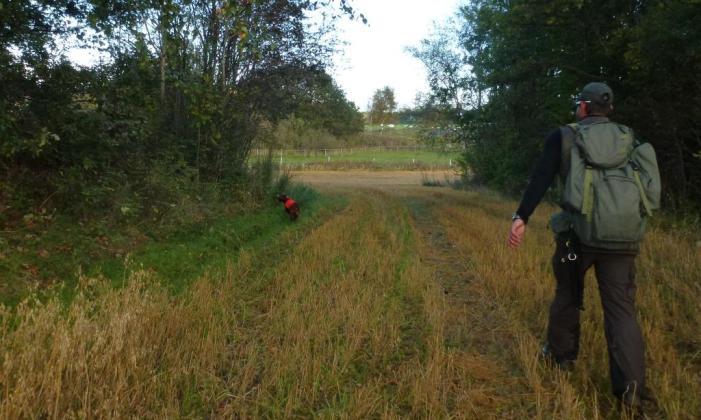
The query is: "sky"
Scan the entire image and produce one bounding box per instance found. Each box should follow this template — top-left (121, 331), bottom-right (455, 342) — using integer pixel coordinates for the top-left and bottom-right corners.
top-left (331, 0), bottom-right (462, 111)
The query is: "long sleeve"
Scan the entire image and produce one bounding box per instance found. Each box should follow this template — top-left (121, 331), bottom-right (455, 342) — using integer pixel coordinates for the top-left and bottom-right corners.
top-left (515, 129), bottom-right (562, 223)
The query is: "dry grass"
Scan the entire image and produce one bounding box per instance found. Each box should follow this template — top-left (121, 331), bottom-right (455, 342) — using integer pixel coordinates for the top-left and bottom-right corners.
top-left (0, 185), bottom-right (698, 418)
top-left (430, 188), bottom-right (701, 419)
top-left (0, 191), bottom-right (462, 417)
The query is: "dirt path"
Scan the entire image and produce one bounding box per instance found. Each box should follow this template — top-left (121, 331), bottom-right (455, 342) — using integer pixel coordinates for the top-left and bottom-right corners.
top-left (401, 192), bottom-right (475, 349)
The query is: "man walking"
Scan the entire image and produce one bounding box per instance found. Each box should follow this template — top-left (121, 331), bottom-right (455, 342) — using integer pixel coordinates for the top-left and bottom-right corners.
top-left (507, 82), bottom-right (659, 411)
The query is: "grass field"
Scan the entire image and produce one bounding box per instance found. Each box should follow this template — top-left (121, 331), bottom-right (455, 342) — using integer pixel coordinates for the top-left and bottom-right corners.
top-left (250, 148), bottom-right (461, 170)
top-left (0, 175), bottom-right (699, 418)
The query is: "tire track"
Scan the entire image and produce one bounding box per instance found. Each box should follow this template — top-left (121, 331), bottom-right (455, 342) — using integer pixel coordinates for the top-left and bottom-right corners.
top-left (403, 190), bottom-right (532, 416)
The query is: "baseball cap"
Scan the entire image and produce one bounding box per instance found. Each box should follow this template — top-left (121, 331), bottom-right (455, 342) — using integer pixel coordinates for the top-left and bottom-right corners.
top-left (578, 82), bottom-right (614, 106)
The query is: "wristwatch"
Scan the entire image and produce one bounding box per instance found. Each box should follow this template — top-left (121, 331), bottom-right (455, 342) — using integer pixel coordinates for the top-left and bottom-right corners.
top-left (511, 212), bottom-right (522, 222)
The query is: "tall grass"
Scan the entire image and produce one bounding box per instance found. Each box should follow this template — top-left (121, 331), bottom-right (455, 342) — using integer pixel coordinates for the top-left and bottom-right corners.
top-left (432, 189), bottom-right (701, 418)
top-left (0, 186), bottom-right (697, 418)
top-left (0, 191), bottom-right (465, 417)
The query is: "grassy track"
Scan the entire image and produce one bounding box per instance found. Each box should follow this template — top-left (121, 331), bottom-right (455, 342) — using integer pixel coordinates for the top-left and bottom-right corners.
top-left (0, 184), bottom-right (699, 418)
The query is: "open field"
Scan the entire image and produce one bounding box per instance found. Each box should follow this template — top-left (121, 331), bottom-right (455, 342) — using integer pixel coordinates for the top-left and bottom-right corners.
top-left (290, 170), bottom-right (460, 188)
top-left (0, 172), bottom-right (699, 418)
top-left (249, 147), bottom-right (461, 170)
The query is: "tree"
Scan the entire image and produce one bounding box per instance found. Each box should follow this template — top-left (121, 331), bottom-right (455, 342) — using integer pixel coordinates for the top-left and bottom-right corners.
top-left (415, 0), bottom-right (701, 208)
top-left (0, 0), bottom-right (363, 217)
top-left (369, 86), bottom-right (396, 125)
top-left (408, 20), bottom-right (475, 113)
top-left (239, 63), bottom-right (363, 136)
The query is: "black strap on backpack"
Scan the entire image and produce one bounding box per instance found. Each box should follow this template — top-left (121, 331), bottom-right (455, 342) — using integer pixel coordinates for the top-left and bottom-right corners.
top-left (559, 123), bottom-right (578, 181)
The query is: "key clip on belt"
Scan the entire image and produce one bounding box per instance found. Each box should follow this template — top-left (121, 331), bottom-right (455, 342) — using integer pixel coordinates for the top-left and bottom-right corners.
top-left (561, 239), bottom-right (578, 263)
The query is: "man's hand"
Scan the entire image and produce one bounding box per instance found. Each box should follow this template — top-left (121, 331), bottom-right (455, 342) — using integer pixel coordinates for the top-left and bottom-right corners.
top-left (508, 218), bottom-right (526, 249)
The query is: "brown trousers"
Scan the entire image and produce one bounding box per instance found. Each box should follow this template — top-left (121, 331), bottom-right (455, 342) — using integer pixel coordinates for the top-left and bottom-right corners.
top-left (547, 236), bottom-right (646, 397)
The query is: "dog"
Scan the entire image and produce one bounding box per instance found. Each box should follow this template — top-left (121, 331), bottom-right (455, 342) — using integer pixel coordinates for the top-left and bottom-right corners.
top-left (277, 194), bottom-right (300, 221)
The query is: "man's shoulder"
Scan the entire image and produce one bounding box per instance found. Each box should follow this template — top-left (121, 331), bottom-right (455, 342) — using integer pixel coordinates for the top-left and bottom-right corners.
top-left (544, 127), bottom-right (564, 145)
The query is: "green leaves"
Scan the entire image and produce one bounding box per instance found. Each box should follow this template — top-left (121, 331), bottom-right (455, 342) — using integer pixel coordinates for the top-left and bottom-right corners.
top-left (369, 87), bottom-right (397, 125)
top-left (417, 0), bottom-right (701, 208)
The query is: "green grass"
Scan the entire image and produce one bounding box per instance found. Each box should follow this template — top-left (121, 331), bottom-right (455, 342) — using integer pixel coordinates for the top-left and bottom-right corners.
top-left (0, 185), bottom-right (345, 307)
top-left (251, 149), bottom-right (460, 170)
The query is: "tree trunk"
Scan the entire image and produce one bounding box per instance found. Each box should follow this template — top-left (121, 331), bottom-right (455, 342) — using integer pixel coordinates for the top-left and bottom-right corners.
top-left (160, 49), bottom-right (166, 102)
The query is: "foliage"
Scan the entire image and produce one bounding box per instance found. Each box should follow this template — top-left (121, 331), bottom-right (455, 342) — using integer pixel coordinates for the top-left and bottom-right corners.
top-left (0, 0), bottom-right (361, 221)
top-left (262, 117), bottom-right (341, 149)
top-left (241, 63), bottom-right (364, 137)
top-left (407, 19), bottom-right (475, 112)
top-left (415, 0), bottom-right (701, 207)
top-left (368, 86), bottom-right (397, 125)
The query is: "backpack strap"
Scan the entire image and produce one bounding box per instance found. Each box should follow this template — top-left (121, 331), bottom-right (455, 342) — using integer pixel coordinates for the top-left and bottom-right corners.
top-left (630, 131), bottom-right (657, 216)
top-left (633, 167), bottom-right (653, 216)
top-left (562, 123), bottom-right (597, 222)
top-left (582, 166), bottom-right (594, 222)
top-left (559, 123), bottom-right (578, 180)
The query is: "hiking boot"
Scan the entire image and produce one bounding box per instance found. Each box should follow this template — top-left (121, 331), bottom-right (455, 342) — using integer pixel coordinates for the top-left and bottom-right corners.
top-left (619, 393), bottom-right (644, 419)
top-left (540, 343), bottom-right (575, 372)
top-left (618, 385), bottom-right (657, 418)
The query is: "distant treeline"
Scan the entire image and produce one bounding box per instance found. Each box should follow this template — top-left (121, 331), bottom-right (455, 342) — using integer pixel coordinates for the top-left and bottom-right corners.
top-left (0, 1), bottom-right (363, 222)
top-left (414, 0), bottom-right (700, 210)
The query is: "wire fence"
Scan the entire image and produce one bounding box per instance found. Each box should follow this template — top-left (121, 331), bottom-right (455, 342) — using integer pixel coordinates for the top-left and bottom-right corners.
top-left (248, 145), bottom-right (462, 170)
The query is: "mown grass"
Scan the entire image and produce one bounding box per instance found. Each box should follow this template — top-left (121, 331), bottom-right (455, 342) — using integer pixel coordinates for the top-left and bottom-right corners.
top-left (0, 189), bottom-right (454, 417)
top-left (425, 188), bottom-right (701, 419)
top-left (0, 184), bottom-right (698, 418)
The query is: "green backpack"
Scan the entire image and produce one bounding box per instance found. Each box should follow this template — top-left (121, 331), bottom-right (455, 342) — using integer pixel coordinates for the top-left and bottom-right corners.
top-left (551, 121), bottom-right (661, 250)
